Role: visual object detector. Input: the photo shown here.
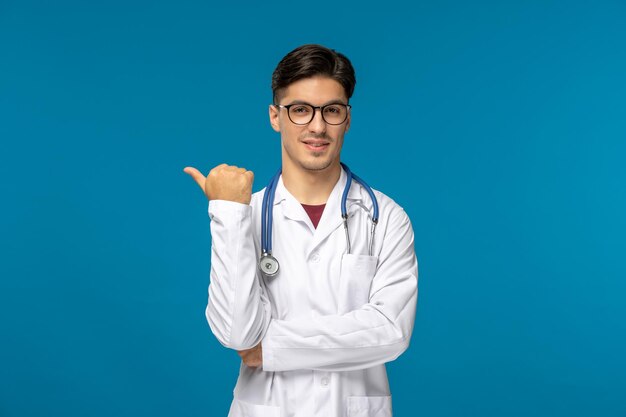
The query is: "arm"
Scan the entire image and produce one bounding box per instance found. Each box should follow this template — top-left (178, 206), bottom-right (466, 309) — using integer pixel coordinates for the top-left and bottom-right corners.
top-left (184, 164), bottom-right (270, 351)
top-left (262, 206), bottom-right (418, 372)
top-left (205, 199), bottom-right (271, 351)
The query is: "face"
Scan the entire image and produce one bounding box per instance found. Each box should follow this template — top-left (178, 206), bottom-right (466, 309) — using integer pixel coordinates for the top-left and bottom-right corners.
top-left (269, 76), bottom-right (351, 173)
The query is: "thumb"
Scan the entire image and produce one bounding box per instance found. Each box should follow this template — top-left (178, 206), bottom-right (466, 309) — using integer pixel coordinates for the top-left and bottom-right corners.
top-left (183, 166), bottom-right (206, 191)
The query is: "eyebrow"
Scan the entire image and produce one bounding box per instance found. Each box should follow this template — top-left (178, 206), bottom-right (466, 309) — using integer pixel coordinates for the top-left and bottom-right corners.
top-left (285, 99), bottom-right (348, 106)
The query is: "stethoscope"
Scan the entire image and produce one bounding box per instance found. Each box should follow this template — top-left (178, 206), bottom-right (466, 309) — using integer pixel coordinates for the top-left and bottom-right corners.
top-left (258, 162), bottom-right (379, 277)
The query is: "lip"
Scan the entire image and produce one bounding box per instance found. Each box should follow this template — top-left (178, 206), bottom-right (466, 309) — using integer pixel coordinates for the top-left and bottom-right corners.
top-left (302, 139), bottom-right (330, 146)
top-left (302, 140), bottom-right (330, 152)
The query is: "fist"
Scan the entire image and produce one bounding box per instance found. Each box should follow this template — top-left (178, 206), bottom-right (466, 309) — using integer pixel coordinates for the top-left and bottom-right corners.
top-left (183, 164), bottom-right (254, 205)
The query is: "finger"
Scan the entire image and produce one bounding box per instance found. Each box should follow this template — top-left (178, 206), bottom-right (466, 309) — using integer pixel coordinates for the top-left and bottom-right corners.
top-left (208, 163), bottom-right (229, 177)
top-left (226, 165), bottom-right (244, 172)
top-left (183, 167), bottom-right (206, 190)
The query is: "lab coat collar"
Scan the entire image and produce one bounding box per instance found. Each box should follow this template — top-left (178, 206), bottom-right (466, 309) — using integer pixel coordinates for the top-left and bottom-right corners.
top-left (272, 165), bottom-right (365, 253)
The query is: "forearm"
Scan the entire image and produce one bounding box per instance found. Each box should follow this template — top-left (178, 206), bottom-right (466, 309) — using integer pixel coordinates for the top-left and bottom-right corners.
top-left (262, 275), bottom-right (417, 372)
top-left (205, 200), bottom-right (270, 350)
top-left (262, 206), bottom-right (418, 372)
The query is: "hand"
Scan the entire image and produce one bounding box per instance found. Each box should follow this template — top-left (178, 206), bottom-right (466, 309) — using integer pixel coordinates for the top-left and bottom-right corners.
top-left (183, 164), bottom-right (254, 204)
top-left (238, 342), bottom-right (263, 368)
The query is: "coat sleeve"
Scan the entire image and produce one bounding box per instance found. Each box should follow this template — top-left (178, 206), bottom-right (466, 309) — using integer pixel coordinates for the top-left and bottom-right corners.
top-left (205, 199), bottom-right (271, 351)
top-left (261, 206), bottom-right (418, 372)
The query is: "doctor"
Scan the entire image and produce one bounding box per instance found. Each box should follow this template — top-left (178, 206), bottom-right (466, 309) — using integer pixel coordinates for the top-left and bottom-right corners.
top-left (184, 44), bottom-right (418, 417)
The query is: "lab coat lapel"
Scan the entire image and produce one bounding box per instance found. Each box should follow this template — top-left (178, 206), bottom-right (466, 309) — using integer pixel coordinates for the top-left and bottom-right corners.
top-left (273, 175), bottom-right (312, 227)
top-left (308, 167), bottom-right (362, 255)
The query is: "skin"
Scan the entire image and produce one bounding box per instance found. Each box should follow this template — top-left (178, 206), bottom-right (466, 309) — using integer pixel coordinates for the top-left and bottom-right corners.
top-left (269, 75), bottom-right (351, 205)
top-left (183, 75), bottom-right (351, 367)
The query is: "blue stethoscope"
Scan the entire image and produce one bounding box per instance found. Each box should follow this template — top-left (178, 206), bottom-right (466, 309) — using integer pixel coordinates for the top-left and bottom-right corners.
top-left (259, 162), bottom-right (379, 277)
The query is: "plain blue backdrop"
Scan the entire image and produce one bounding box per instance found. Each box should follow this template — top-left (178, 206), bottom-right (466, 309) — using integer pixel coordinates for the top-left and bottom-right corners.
top-left (1, 1), bottom-right (625, 416)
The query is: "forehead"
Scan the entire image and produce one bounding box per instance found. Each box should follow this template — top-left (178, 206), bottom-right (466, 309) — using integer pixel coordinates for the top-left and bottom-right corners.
top-left (281, 76), bottom-right (347, 105)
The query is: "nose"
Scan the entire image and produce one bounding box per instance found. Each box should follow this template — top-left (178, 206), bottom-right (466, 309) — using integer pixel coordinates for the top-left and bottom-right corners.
top-left (307, 107), bottom-right (327, 134)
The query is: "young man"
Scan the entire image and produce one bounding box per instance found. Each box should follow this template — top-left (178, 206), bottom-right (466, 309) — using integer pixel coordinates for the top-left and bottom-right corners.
top-left (184, 44), bottom-right (418, 417)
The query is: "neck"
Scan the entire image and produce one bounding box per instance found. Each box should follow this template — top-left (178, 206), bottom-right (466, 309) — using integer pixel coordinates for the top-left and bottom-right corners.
top-left (281, 158), bottom-right (341, 205)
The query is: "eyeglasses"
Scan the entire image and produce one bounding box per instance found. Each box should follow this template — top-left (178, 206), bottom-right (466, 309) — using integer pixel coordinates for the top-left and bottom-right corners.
top-left (274, 103), bottom-right (351, 125)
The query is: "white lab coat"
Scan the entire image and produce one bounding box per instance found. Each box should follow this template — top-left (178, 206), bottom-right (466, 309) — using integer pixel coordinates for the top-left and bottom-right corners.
top-left (206, 166), bottom-right (418, 417)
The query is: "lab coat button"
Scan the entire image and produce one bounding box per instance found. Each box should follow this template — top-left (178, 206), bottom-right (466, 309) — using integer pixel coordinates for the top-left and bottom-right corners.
top-left (311, 252), bottom-right (320, 263)
top-left (320, 376), bottom-right (329, 386)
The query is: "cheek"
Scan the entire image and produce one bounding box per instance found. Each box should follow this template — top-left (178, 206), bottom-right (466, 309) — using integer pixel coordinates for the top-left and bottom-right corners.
top-left (335, 138), bottom-right (344, 153)
top-left (333, 129), bottom-right (347, 146)
top-left (281, 127), bottom-right (303, 147)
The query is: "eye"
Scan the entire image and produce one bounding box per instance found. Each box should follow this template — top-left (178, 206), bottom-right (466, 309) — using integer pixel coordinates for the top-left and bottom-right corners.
top-left (324, 105), bottom-right (342, 114)
top-left (292, 105), bottom-right (311, 114)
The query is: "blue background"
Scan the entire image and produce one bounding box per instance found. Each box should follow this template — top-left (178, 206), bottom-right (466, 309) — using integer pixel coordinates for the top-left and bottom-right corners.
top-left (1, 1), bottom-right (625, 416)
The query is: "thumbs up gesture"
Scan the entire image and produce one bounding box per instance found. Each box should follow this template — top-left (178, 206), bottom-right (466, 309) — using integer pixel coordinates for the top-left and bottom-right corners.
top-left (183, 164), bottom-right (254, 205)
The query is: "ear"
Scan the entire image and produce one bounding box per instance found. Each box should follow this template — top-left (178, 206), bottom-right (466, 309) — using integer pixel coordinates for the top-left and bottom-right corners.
top-left (344, 108), bottom-right (351, 133)
top-left (269, 104), bottom-right (281, 132)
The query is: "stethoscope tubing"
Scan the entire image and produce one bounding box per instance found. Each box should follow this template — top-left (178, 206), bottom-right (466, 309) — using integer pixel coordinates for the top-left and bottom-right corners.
top-left (261, 168), bottom-right (281, 254)
top-left (260, 163), bottom-right (378, 276)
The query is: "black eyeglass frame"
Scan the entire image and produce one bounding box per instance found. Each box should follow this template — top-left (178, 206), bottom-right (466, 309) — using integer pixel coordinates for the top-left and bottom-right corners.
top-left (273, 103), bottom-right (352, 125)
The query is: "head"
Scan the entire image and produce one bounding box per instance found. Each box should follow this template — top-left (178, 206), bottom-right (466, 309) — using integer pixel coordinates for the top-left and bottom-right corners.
top-left (269, 44), bottom-right (356, 174)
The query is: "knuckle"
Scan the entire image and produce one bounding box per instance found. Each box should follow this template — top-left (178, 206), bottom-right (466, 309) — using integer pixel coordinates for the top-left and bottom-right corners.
top-left (209, 163), bottom-right (230, 177)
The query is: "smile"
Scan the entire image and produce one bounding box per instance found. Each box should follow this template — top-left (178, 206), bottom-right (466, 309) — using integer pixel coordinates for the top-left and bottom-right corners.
top-left (302, 140), bottom-right (330, 151)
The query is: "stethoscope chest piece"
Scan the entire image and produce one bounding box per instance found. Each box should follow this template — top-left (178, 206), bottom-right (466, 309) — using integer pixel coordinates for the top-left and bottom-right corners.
top-left (259, 163), bottom-right (379, 278)
top-left (259, 253), bottom-right (279, 277)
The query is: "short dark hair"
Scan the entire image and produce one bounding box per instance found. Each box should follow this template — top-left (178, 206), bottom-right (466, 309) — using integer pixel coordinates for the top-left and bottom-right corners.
top-left (271, 44), bottom-right (356, 104)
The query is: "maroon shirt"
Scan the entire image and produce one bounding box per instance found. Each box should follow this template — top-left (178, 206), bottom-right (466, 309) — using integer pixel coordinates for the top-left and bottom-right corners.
top-left (301, 203), bottom-right (326, 229)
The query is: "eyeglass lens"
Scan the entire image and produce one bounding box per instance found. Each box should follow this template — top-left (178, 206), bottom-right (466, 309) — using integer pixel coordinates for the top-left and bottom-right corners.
top-left (288, 104), bottom-right (348, 125)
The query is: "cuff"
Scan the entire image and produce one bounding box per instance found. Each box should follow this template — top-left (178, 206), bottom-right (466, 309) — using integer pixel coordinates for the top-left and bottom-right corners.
top-left (208, 199), bottom-right (252, 219)
top-left (262, 342), bottom-right (275, 372)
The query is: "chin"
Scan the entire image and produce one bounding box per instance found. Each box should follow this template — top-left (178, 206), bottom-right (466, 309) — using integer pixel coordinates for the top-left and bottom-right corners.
top-left (300, 157), bottom-right (336, 172)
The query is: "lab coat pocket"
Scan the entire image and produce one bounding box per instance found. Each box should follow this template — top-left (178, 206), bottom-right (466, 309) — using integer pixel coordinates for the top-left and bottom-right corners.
top-left (347, 395), bottom-right (392, 417)
top-left (338, 253), bottom-right (378, 314)
top-left (229, 398), bottom-right (281, 417)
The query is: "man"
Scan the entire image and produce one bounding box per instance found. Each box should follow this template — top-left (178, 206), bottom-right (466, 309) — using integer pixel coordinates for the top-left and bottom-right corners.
top-left (184, 44), bottom-right (418, 417)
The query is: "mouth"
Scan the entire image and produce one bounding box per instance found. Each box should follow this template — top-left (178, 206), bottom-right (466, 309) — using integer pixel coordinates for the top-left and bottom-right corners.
top-left (302, 139), bottom-right (330, 152)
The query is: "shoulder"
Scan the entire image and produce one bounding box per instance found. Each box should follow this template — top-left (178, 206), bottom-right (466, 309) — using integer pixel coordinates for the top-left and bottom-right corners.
top-left (353, 181), bottom-right (411, 227)
top-left (251, 188), bottom-right (266, 204)
top-left (249, 188), bottom-right (266, 216)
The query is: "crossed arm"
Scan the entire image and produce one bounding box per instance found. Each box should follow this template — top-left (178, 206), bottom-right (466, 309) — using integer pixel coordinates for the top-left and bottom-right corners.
top-left (205, 199), bottom-right (417, 372)
top-left (185, 163), bottom-right (418, 370)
